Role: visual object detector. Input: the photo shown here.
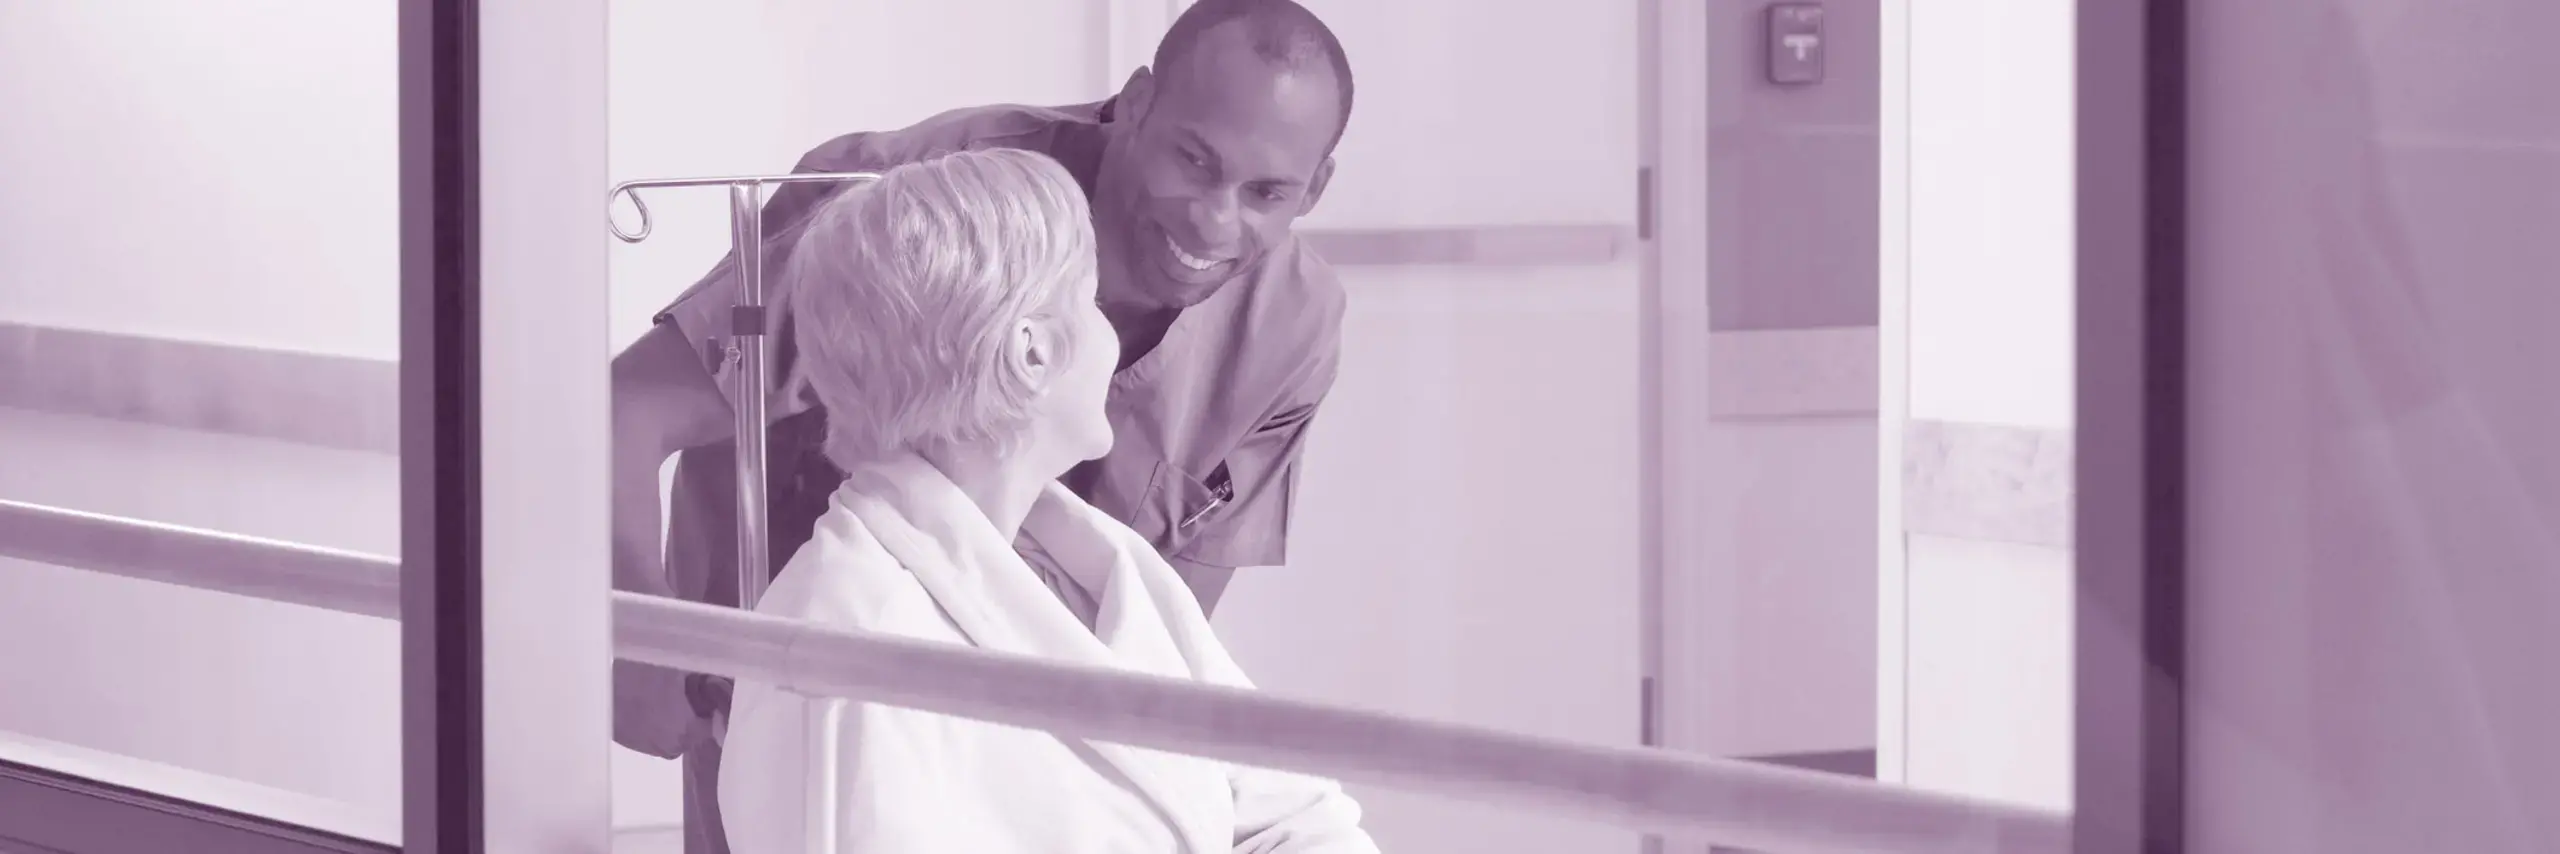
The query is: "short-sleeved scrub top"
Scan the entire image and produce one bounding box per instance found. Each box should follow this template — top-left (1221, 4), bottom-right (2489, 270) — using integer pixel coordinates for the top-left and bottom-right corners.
top-left (651, 98), bottom-right (1346, 633)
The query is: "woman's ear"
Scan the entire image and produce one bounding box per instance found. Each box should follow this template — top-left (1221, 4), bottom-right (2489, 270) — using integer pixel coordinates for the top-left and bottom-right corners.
top-left (1012, 319), bottom-right (1052, 388)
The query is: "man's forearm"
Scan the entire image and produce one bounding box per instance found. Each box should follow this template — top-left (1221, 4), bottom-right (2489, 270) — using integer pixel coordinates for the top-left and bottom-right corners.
top-left (609, 445), bottom-right (708, 760)
top-left (611, 448), bottom-right (676, 598)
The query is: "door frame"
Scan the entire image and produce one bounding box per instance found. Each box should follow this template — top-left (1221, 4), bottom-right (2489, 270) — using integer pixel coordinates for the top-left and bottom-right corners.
top-left (397, 0), bottom-right (480, 847)
top-left (401, 0), bottom-right (616, 851)
top-left (1644, 1), bottom-right (2188, 853)
top-left (2069, 0), bottom-right (2188, 852)
top-left (1875, 0), bottom-right (1912, 787)
top-left (1634, 0), bottom-right (1715, 776)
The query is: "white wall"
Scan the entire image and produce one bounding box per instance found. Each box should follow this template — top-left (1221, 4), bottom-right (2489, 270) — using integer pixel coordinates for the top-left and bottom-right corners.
top-left (1212, 2), bottom-right (1643, 848)
top-left (606, 0), bottom-right (1108, 351)
top-left (1899, 534), bottom-right (2073, 810)
top-left (1905, 0), bottom-right (2075, 431)
top-left (1890, 0), bottom-right (2077, 812)
top-left (1, 1), bottom-right (1650, 852)
top-left (0, 0), bottom-right (401, 359)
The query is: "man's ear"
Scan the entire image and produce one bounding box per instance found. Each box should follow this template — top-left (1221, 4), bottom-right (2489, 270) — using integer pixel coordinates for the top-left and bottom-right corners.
top-left (1115, 67), bottom-right (1158, 127)
top-left (1300, 156), bottom-right (1336, 216)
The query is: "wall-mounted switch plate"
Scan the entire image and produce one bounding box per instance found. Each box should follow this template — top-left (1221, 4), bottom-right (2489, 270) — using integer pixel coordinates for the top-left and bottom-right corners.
top-left (1768, 3), bottom-right (1826, 85)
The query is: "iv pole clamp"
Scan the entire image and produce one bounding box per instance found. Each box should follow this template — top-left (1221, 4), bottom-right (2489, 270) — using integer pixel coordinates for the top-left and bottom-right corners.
top-left (606, 171), bottom-right (880, 612)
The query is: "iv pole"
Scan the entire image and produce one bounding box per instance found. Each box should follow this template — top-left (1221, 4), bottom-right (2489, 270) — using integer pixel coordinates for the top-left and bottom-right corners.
top-left (607, 171), bottom-right (880, 610)
top-left (610, 171), bottom-right (880, 854)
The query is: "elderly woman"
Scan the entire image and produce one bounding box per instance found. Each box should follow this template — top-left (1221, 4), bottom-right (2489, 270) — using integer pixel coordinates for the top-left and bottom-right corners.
top-left (713, 148), bottom-right (1378, 854)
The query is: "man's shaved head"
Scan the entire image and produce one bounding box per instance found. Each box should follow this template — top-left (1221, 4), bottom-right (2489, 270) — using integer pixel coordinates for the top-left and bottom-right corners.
top-left (1151, 0), bottom-right (1354, 152)
top-left (1089, 0), bottom-right (1352, 311)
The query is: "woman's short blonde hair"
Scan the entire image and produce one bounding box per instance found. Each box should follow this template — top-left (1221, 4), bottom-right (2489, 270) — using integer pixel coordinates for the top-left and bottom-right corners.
top-left (784, 147), bottom-right (1098, 472)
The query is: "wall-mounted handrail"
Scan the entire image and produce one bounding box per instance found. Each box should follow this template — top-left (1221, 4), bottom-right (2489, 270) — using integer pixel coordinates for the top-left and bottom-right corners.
top-left (0, 498), bottom-right (2071, 854)
top-left (0, 500), bottom-right (402, 621)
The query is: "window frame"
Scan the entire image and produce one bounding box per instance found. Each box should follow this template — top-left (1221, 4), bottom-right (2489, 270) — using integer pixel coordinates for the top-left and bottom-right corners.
top-left (2071, 1), bottom-right (2189, 853)
top-left (402, 0), bottom-right (615, 851)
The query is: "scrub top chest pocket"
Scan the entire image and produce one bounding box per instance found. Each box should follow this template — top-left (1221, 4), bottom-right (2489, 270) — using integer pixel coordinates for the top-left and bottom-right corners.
top-left (1137, 460), bottom-right (1235, 555)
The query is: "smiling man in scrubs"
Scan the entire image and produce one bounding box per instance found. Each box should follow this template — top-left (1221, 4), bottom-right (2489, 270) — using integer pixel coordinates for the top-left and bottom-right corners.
top-left (606, 2), bottom-right (1357, 851)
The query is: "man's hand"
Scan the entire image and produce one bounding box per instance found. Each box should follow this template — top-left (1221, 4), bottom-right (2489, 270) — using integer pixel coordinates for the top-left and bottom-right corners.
top-left (685, 706), bottom-right (728, 750)
top-left (687, 672), bottom-right (736, 749)
top-left (612, 660), bottom-right (701, 759)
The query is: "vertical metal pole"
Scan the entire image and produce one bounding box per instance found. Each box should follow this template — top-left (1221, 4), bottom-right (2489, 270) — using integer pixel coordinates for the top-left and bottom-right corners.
top-left (729, 182), bottom-right (774, 611)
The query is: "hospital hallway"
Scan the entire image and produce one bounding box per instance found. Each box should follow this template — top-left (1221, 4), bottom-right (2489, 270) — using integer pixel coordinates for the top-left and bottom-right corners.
top-left (4, 1), bottom-right (2558, 853)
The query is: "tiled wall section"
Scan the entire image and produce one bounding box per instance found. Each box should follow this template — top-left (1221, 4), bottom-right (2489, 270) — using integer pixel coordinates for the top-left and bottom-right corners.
top-left (1902, 419), bottom-right (2073, 549)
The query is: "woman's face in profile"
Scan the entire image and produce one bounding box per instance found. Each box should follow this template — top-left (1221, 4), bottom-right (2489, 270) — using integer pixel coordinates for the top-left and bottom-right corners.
top-left (1044, 272), bottom-right (1120, 462)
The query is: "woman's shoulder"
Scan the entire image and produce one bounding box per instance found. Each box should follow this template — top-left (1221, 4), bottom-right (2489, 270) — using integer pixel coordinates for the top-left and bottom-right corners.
top-left (758, 506), bottom-right (947, 634)
top-left (1026, 480), bottom-right (1162, 561)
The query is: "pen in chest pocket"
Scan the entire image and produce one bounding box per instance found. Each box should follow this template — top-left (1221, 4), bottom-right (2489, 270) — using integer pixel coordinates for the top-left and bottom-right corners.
top-left (1180, 475), bottom-right (1236, 530)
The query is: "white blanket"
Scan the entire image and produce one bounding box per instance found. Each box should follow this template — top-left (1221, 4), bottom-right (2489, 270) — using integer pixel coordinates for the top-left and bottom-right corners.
top-left (717, 452), bottom-right (1379, 854)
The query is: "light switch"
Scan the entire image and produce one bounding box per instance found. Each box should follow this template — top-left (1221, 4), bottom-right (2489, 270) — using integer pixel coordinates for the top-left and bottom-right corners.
top-left (1767, 3), bottom-right (1826, 85)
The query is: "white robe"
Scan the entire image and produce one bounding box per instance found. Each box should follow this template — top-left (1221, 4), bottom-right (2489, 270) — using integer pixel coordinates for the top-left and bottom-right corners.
top-left (717, 453), bottom-right (1380, 854)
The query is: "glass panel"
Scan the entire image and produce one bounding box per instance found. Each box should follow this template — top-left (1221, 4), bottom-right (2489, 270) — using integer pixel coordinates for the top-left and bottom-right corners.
top-left (599, 0), bottom-right (2130, 852)
top-left (2185, 1), bottom-right (2560, 850)
top-left (603, 2), bottom-right (1649, 852)
top-left (0, 0), bottom-right (403, 849)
